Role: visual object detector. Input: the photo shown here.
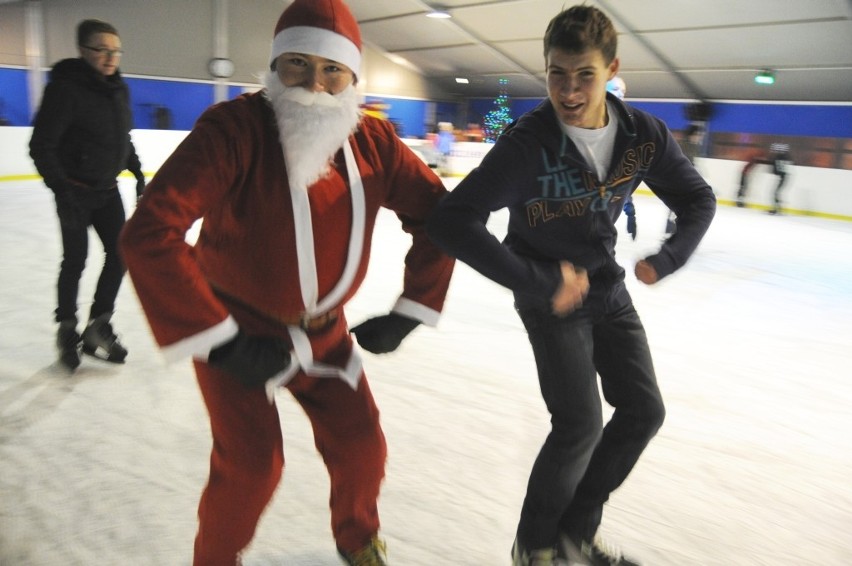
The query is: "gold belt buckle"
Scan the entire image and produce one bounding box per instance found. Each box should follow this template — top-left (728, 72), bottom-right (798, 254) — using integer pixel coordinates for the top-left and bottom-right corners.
top-left (298, 312), bottom-right (315, 331)
top-left (299, 311), bottom-right (336, 331)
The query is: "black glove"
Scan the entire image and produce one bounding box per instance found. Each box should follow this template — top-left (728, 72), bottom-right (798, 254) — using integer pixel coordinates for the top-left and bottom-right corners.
top-left (350, 312), bottom-right (420, 354)
top-left (623, 199), bottom-right (637, 240)
top-left (53, 188), bottom-right (84, 231)
top-left (134, 174), bottom-right (146, 201)
top-left (208, 329), bottom-right (291, 387)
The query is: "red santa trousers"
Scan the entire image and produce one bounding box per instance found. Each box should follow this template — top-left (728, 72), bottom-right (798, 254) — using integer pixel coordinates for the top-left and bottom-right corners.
top-left (192, 361), bottom-right (387, 565)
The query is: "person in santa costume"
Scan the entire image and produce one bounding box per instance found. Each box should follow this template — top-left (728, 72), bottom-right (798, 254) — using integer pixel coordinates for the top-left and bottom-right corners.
top-left (119, 1), bottom-right (454, 564)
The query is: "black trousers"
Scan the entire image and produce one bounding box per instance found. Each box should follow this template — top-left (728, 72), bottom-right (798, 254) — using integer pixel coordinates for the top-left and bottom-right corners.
top-left (55, 188), bottom-right (126, 324)
top-left (514, 300), bottom-right (665, 550)
top-left (772, 172), bottom-right (788, 210)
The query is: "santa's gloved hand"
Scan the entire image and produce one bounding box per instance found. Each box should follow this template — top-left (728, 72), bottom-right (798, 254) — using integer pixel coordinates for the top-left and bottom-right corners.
top-left (350, 313), bottom-right (420, 354)
top-left (208, 329), bottom-right (291, 387)
top-left (623, 199), bottom-right (637, 240)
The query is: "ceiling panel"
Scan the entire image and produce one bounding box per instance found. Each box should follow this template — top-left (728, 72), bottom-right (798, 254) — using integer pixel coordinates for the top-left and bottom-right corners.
top-left (490, 39), bottom-right (546, 75)
top-left (344, 0), bottom-right (852, 101)
top-left (359, 14), bottom-right (474, 52)
top-left (602, 0), bottom-right (850, 30)
top-left (647, 21), bottom-right (852, 69)
top-left (343, 0), bottom-right (426, 22)
top-left (610, 34), bottom-right (672, 71)
top-left (450, 0), bottom-right (571, 42)
top-left (399, 43), bottom-right (523, 76)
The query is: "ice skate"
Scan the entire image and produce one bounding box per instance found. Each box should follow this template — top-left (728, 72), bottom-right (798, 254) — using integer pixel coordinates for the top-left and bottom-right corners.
top-left (56, 320), bottom-right (81, 371)
top-left (337, 536), bottom-right (387, 565)
top-left (559, 534), bottom-right (640, 566)
top-left (512, 538), bottom-right (565, 565)
top-left (81, 313), bottom-right (128, 363)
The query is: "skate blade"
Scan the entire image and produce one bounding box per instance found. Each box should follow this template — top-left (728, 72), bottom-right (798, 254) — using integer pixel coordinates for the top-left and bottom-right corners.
top-left (82, 344), bottom-right (126, 364)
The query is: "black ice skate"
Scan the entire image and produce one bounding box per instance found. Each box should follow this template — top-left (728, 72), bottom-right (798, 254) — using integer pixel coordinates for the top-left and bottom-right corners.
top-left (81, 313), bottom-right (128, 363)
top-left (56, 320), bottom-right (82, 371)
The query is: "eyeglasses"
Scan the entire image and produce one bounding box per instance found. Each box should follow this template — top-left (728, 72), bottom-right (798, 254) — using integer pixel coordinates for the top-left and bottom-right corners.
top-left (82, 45), bottom-right (124, 57)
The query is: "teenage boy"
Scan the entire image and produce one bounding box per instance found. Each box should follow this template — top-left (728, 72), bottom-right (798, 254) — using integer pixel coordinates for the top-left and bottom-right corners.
top-left (427, 5), bottom-right (715, 565)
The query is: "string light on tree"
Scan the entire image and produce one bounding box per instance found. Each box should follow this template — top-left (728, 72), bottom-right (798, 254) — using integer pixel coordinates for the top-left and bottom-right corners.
top-left (483, 78), bottom-right (512, 143)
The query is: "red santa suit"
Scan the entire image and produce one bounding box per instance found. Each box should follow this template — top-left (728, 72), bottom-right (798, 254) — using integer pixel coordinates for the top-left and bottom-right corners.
top-left (120, 91), bottom-right (454, 563)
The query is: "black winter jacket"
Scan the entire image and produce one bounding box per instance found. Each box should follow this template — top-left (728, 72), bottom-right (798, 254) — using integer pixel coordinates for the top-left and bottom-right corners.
top-left (427, 94), bottom-right (716, 310)
top-left (29, 58), bottom-right (142, 194)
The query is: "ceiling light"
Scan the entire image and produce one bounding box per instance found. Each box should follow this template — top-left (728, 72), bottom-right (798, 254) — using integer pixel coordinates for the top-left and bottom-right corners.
top-left (426, 9), bottom-right (451, 19)
top-left (455, 77), bottom-right (469, 84)
top-left (754, 70), bottom-right (775, 85)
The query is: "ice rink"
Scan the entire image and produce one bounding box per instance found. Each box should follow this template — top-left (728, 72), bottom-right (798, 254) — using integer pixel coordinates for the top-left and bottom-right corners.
top-left (1, 178), bottom-right (851, 565)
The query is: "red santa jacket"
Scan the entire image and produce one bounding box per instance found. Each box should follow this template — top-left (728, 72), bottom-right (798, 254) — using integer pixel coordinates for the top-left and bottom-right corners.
top-left (120, 91), bottom-right (454, 387)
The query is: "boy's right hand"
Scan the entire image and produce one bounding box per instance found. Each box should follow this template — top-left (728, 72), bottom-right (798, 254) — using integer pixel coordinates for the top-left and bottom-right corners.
top-left (551, 261), bottom-right (589, 316)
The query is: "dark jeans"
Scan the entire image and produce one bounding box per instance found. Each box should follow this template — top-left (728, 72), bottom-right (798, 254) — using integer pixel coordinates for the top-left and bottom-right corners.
top-left (736, 172), bottom-right (749, 201)
top-left (55, 188), bottom-right (127, 324)
top-left (772, 172), bottom-right (788, 210)
top-left (514, 300), bottom-right (665, 550)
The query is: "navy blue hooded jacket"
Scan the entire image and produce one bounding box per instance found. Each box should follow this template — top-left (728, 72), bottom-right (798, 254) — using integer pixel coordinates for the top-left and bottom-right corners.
top-left (427, 94), bottom-right (716, 309)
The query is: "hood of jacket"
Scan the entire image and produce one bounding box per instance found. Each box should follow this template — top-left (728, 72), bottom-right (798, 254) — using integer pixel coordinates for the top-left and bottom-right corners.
top-left (50, 57), bottom-right (126, 93)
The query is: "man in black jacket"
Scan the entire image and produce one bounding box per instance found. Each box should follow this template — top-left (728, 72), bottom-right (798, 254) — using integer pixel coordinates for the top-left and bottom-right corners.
top-left (30, 19), bottom-right (145, 371)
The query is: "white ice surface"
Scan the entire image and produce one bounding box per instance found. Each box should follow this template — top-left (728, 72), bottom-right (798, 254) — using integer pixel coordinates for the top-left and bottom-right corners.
top-left (1, 179), bottom-right (851, 565)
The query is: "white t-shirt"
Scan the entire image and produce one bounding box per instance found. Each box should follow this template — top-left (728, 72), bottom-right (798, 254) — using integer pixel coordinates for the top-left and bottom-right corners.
top-left (559, 101), bottom-right (618, 182)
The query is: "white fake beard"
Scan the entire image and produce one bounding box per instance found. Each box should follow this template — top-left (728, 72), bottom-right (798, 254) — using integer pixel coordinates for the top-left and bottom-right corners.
top-left (263, 71), bottom-right (361, 191)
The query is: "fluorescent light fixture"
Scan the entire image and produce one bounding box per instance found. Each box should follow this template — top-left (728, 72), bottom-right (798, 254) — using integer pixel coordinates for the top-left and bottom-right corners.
top-left (427, 9), bottom-right (451, 19)
top-left (755, 70), bottom-right (775, 85)
top-left (455, 77), bottom-right (469, 84)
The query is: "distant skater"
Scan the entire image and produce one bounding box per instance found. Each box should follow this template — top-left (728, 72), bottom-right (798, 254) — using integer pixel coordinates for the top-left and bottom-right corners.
top-left (767, 143), bottom-right (793, 214)
top-left (737, 143), bottom-right (792, 214)
top-left (736, 154), bottom-right (764, 208)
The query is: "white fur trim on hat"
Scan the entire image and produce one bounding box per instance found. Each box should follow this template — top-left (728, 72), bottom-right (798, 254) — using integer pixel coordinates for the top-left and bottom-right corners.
top-left (270, 26), bottom-right (361, 75)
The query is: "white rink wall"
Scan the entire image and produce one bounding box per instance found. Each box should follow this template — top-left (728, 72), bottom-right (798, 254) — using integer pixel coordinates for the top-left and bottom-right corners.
top-left (2, 124), bottom-right (852, 564)
top-left (3, 126), bottom-right (852, 219)
top-left (0, 127), bottom-right (190, 180)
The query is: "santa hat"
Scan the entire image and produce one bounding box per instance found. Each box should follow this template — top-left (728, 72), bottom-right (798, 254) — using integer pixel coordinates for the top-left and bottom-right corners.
top-left (270, 0), bottom-right (361, 75)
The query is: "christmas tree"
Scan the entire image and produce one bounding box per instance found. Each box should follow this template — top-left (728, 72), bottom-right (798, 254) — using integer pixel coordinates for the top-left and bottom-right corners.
top-left (482, 78), bottom-right (512, 143)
